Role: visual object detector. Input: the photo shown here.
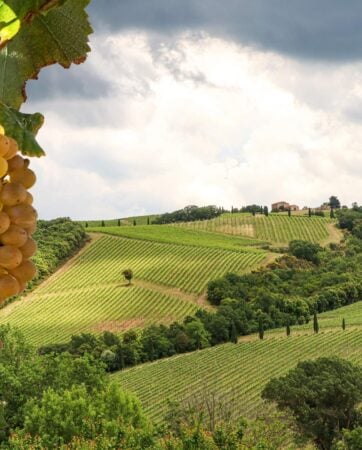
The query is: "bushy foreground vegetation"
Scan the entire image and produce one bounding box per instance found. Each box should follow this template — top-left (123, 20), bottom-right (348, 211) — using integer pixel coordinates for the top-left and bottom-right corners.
top-left (2, 325), bottom-right (361, 449)
top-left (0, 325), bottom-right (315, 449)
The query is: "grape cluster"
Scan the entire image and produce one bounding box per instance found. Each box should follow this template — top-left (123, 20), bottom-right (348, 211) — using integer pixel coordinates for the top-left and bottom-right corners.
top-left (0, 132), bottom-right (38, 303)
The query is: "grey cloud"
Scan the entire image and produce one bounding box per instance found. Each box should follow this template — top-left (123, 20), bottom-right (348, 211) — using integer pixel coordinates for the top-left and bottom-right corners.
top-left (88, 0), bottom-right (362, 62)
top-left (26, 60), bottom-right (112, 102)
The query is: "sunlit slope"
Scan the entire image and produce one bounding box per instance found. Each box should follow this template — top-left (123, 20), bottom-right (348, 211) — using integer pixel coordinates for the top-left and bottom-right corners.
top-left (114, 301), bottom-right (362, 422)
top-left (173, 213), bottom-right (337, 245)
top-left (34, 236), bottom-right (265, 295)
top-left (88, 225), bottom-right (266, 250)
top-left (0, 235), bottom-right (265, 345)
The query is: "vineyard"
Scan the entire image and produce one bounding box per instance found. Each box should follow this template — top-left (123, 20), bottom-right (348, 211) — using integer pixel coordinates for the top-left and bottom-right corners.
top-left (115, 301), bottom-right (362, 422)
top-left (173, 213), bottom-right (336, 245)
top-left (88, 225), bottom-right (265, 250)
top-left (0, 234), bottom-right (266, 344)
top-left (33, 235), bottom-right (265, 295)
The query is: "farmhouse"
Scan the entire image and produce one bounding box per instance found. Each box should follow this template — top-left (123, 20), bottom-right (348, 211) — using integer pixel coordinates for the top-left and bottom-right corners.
top-left (271, 201), bottom-right (300, 212)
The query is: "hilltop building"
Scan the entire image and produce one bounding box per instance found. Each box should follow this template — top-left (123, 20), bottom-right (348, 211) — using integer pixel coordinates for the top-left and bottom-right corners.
top-left (271, 201), bottom-right (300, 212)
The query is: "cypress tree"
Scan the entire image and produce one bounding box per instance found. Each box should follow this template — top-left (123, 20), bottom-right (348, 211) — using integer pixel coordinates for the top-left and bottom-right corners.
top-left (117, 218), bottom-right (121, 226)
top-left (286, 323), bottom-right (291, 336)
top-left (308, 208), bottom-right (312, 217)
top-left (101, 220), bottom-right (105, 227)
top-left (288, 208), bottom-right (291, 217)
top-left (252, 210), bottom-right (256, 217)
top-left (230, 322), bottom-right (238, 344)
top-left (264, 206), bottom-right (269, 217)
top-left (133, 219), bottom-right (136, 226)
top-left (258, 318), bottom-right (264, 340)
top-left (330, 208), bottom-right (335, 219)
top-left (147, 217), bottom-right (150, 225)
top-left (85, 222), bottom-right (88, 228)
top-left (342, 318), bottom-right (346, 330)
top-left (313, 312), bottom-right (319, 334)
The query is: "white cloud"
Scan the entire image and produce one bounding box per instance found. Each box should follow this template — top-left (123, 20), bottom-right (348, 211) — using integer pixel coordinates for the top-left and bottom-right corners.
top-left (24, 32), bottom-right (362, 219)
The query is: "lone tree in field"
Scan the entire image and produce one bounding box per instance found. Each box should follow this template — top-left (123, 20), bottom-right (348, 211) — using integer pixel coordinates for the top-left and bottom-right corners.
top-left (117, 218), bottom-right (121, 226)
top-left (342, 318), bottom-right (346, 330)
top-left (122, 269), bottom-right (133, 286)
top-left (262, 357), bottom-right (362, 450)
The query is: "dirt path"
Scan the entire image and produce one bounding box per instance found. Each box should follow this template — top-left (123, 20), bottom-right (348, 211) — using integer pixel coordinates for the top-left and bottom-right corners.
top-left (321, 223), bottom-right (343, 247)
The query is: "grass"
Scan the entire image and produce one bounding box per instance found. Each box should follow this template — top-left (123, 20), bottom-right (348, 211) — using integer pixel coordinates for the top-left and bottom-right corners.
top-left (114, 301), bottom-right (362, 423)
top-left (88, 225), bottom-right (266, 251)
top-left (0, 235), bottom-right (266, 345)
top-left (173, 213), bottom-right (336, 245)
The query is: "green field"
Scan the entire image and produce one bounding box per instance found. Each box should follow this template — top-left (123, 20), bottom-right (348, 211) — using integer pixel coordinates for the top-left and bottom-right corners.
top-left (114, 301), bottom-right (362, 422)
top-left (173, 213), bottom-right (336, 245)
top-left (88, 225), bottom-right (266, 250)
top-left (0, 234), bottom-right (266, 345)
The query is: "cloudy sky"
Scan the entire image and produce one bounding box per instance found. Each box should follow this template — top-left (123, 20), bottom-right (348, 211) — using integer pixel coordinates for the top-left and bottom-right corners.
top-left (23, 0), bottom-right (362, 219)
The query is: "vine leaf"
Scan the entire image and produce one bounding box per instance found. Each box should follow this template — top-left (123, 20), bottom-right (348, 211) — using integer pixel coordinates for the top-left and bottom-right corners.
top-left (0, 0), bottom-right (92, 109)
top-left (0, 103), bottom-right (45, 156)
top-left (0, 0), bottom-right (92, 156)
top-left (0, 0), bottom-right (68, 46)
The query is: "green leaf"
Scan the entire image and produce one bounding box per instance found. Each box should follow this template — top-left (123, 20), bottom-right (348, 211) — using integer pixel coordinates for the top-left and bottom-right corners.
top-left (0, 102), bottom-right (45, 156)
top-left (0, 2), bottom-right (20, 43)
top-left (0, 0), bottom-right (92, 109)
top-left (0, 1), bottom-right (68, 45)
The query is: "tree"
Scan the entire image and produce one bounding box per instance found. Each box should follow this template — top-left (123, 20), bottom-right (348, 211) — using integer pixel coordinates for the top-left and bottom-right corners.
top-left (117, 218), bottom-right (121, 226)
top-left (263, 206), bottom-right (269, 217)
top-left (342, 318), bottom-right (346, 330)
top-left (329, 196), bottom-right (341, 209)
top-left (313, 312), bottom-right (319, 333)
top-left (262, 357), bottom-right (362, 450)
top-left (258, 318), bottom-right (264, 340)
top-left (330, 207), bottom-right (335, 219)
top-left (147, 217), bottom-right (150, 225)
top-left (85, 222), bottom-right (88, 228)
top-left (230, 322), bottom-right (238, 344)
top-left (133, 219), bottom-right (137, 226)
top-left (288, 208), bottom-right (291, 217)
top-left (286, 323), bottom-right (291, 336)
top-left (101, 220), bottom-right (105, 227)
top-left (309, 208), bottom-right (312, 217)
top-left (289, 240), bottom-right (321, 264)
top-left (122, 269), bottom-right (133, 285)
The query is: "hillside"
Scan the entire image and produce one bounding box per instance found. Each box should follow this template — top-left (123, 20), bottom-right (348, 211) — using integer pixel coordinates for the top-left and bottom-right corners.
top-left (174, 213), bottom-right (338, 245)
top-left (114, 301), bottom-right (362, 423)
top-left (0, 231), bottom-right (266, 345)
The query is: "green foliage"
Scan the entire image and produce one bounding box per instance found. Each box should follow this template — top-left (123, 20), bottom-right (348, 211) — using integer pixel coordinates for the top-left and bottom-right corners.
top-left (20, 383), bottom-right (146, 448)
top-left (335, 427), bottom-right (362, 450)
top-left (289, 239), bottom-right (321, 264)
top-left (31, 218), bottom-right (87, 288)
top-left (262, 357), bottom-right (362, 449)
top-left (0, 0), bottom-right (92, 156)
top-left (154, 205), bottom-right (223, 224)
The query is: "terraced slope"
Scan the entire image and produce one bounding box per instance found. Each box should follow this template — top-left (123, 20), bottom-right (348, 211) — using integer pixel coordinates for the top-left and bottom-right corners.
top-left (0, 235), bottom-right (266, 345)
top-left (114, 301), bottom-right (362, 422)
top-left (174, 213), bottom-right (336, 245)
top-left (88, 225), bottom-right (265, 250)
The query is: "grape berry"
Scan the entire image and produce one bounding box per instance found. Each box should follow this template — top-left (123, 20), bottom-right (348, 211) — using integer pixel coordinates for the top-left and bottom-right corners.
top-left (0, 133), bottom-right (37, 303)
